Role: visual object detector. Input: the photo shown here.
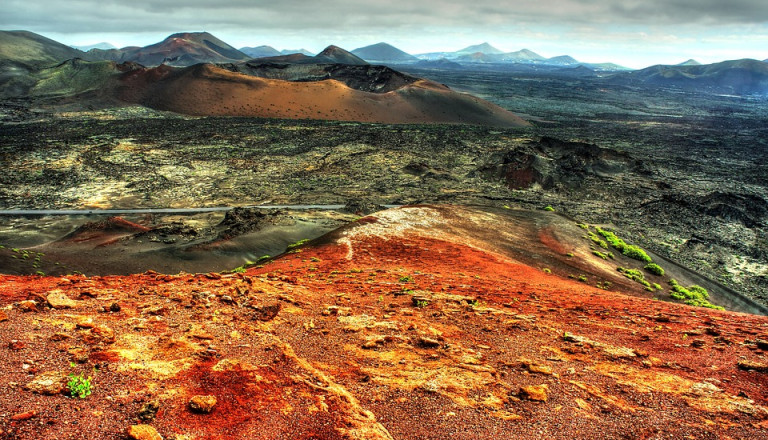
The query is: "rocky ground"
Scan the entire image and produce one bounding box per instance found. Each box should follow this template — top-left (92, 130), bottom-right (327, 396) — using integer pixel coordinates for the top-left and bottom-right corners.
top-left (1, 104), bottom-right (766, 306)
top-left (1, 206), bottom-right (767, 439)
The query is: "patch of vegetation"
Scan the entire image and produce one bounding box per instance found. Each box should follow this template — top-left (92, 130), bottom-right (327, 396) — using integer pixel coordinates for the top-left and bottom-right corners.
top-left (596, 228), bottom-right (652, 263)
top-left (592, 250), bottom-right (614, 260)
top-left (668, 279), bottom-right (724, 310)
top-left (287, 238), bottom-right (310, 250)
top-left (577, 223), bottom-right (589, 230)
top-left (596, 281), bottom-right (612, 290)
top-left (644, 263), bottom-right (665, 276)
top-left (587, 231), bottom-right (608, 249)
top-left (399, 275), bottom-right (413, 283)
top-left (414, 299), bottom-right (429, 308)
top-left (617, 267), bottom-right (651, 289)
top-left (67, 367), bottom-right (93, 399)
top-left (229, 265), bottom-right (247, 274)
top-left (542, 268), bottom-right (551, 274)
top-left (577, 275), bottom-right (588, 283)
top-left (543, 205), bottom-right (555, 212)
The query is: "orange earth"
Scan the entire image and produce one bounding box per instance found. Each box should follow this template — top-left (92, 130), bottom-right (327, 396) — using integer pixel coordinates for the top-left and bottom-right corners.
top-left (1, 206), bottom-right (767, 439)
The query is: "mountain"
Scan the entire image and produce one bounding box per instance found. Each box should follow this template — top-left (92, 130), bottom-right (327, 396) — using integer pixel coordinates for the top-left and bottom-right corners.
top-left (240, 45), bottom-right (281, 58)
top-left (547, 55), bottom-right (580, 66)
top-left (281, 48), bottom-right (314, 56)
top-left (414, 59), bottom-right (464, 69)
top-left (72, 42), bottom-right (116, 51)
top-left (315, 45), bottom-right (368, 65)
top-left (456, 42), bottom-right (504, 55)
top-left (118, 63), bottom-right (527, 126)
top-left (87, 32), bottom-right (250, 67)
top-left (0, 30), bottom-right (88, 68)
top-left (677, 59), bottom-right (702, 66)
top-left (351, 42), bottom-right (418, 63)
top-left (611, 59), bottom-right (768, 94)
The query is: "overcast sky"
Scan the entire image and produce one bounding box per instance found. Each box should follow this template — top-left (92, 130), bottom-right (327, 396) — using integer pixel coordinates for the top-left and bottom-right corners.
top-left (3, 0), bottom-right (768, 68)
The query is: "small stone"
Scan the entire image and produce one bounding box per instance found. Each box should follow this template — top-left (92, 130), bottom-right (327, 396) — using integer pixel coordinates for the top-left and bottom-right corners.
top-left (252, 303), bottom-right (281, 322)
top-left (755, 339), bottom-right (768, 350)
top-left (10, 410), bottom-right (37, 421)
top-left (737, 360), bottom-right (768, 373)
top-left (126, 424), bottom-right (163, 440)
top-left (189, 395), bottom-right (217, 413)
top-left (138, 400), bottom-right (161, 421)
top-left (69, 347), bottom-right (89, 363)
top-left (523, 362), bottom-right (553, 376)
top-left (362, 340), bottom-right (379, 349)
top-left (76, 318), bottom-right (95, 328)
top-left (8, 340), bottom-right (25, 350)
top-left (50, 332), bottom-right (71, 341)
top-left (417, 337), bottom-right (441, 348)
top-left (18, 300), bottom-right (37, 312)
top-left (47, 290), bottom-right (79, 309)
top-left (83, 324), bottom-right (116, 345)
top-left (25, 371), bottom-right (66, 395)
top-left (520, 384), bottom-right (549, 402)
top-left (0, 310), bottom-right (8, 322)
top-left (109, 302), bottom-right (121, 312)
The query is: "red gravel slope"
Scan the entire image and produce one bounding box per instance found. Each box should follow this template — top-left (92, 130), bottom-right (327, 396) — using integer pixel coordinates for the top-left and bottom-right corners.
top-left (1, 206), bottom-right (766, 439)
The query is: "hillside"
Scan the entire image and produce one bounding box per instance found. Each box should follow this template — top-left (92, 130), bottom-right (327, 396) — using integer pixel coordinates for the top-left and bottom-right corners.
top-left (87, 32), bottom-right (250, 67)
top-left (612, 59), bottom-right (768, 94)
top-left (0, 30), bottom-right (87, 68)
top-left (1, 205), bottom-right (767, 439)
top-left (315, 45), bottom-right (368, 65)
top-left (351, 42), bottom-right (418, 63)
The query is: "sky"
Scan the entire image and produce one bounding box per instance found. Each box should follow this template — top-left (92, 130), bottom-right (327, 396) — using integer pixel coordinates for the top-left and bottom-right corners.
top-left (3, 0), bottom-right (768, 68)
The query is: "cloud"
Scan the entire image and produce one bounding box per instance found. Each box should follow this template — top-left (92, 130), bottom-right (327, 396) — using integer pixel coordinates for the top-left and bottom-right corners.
top-left (3, 0), bottom-right (768, 35)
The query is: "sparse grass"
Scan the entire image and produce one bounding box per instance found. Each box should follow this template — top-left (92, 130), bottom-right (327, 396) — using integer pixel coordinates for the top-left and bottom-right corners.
top-left (414, 299), bottom-right (429, 308)
top-left (287, 238), bottom-right (310, 250)
top-left (399, 275), bottom-right (413, 283)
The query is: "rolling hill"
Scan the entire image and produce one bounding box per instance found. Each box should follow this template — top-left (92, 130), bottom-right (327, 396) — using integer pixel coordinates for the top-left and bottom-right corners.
top-left (0, 30), bottom-right (87, 68)
top-left (611, 58), bottom-right (768, 94)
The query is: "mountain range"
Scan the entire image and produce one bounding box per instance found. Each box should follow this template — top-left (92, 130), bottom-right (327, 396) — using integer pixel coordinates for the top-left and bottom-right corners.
top-left (2, 30), bottom-right (768, 98)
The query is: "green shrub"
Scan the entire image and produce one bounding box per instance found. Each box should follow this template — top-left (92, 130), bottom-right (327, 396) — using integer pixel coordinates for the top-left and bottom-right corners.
top-left (67, 372), bottom-right (93, 399)
top-left (597, 228), bottom-right (652, 263)
top-left (544, 206), bottom-right (555, 212)
top-left (644, 263), bottom-right (665, 276)
top-left (617, 267), bottom-right (651, 288)
top-left (542, 268), bottom-right (552, 274)
top-left (668, 280), bottom-right (722, 310)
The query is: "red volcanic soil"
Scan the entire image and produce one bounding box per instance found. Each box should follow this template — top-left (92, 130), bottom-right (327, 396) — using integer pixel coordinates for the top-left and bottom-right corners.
top-left (1, 206), bottom-right (767, 439)
top-left (116, 64), bottom-right (529, 127)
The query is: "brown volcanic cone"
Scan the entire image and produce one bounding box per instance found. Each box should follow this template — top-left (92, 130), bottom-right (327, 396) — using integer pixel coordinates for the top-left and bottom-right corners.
top-left (118, 63), bottom-right (529, 127)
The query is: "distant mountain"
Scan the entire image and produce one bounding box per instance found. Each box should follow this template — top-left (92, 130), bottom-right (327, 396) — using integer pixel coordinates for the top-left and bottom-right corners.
top-left (315, 45), bottom-right (368, 65)
top-left (456, 42), bottom-right (504, 55)
top-left (351, 42), bottom-right (418, 63)
top-left (281, 49), bottom-right (314, 56)
top-left (546, 55), bottom-right (580, 66)
top-left (240, 45), bottom-right (281, 59)
top-left (501, 49), bottom-right (546, 62)
top-left (611, 59), bottom-right (768, 94)
top-left (677, 59), bottom-right (701, 66)
top-left (72, 42), bottom-right (116, 51)
top-left (87, 32), bottom-right (249, 66)
top-left (0, 30), bottom-right (87, 68)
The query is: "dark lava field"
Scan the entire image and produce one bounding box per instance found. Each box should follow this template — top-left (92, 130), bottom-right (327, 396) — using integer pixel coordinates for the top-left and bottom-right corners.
top-left (1, 68), bottom-right (767, 306)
